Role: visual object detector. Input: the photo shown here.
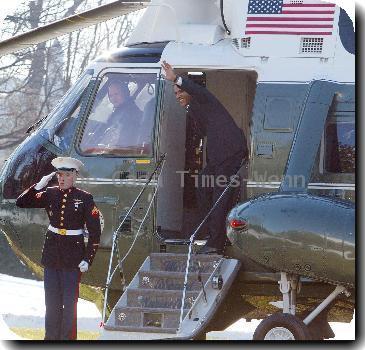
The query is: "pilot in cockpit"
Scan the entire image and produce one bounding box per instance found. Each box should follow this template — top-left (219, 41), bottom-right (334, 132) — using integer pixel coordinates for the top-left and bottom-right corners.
top-left (96, 80), bottom-right (142, 148)
top-left (80, 75), bottom-right (155, 155)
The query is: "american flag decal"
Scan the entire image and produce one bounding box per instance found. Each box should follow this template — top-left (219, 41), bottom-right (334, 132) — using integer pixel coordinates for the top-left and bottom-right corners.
top-left (246, 0), bottom-right (336, 35)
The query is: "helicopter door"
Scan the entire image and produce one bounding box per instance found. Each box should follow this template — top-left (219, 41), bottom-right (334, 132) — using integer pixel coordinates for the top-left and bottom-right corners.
top-left (69, 68), bottom-right (160, 275)
top-left (156, 69), bottom-right (256, 240)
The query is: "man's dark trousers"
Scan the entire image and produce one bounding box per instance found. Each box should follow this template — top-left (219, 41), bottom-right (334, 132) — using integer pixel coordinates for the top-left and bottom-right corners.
top-left (44, 267), bottom-right (81, 340)
top-left (196, 154), bottom-right (243, 251)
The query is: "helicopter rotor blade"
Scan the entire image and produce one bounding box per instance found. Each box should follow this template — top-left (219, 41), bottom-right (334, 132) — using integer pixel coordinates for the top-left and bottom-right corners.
top-left (0, 1), bottom-right (149, 56)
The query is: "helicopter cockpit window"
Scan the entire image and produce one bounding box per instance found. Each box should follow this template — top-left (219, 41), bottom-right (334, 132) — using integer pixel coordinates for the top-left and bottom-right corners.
top-left (79, 72), bottom-right (157, 157)
top-left (39, 70), bottom-right (93, 152)
top-left (2, 138), bottom-right (56, 199)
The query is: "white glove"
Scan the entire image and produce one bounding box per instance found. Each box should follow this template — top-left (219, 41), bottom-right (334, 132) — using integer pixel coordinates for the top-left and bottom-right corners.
top-left (78, 260), bottom-right (89, 273)
top-left (35, 172), bottom-right (56, 190)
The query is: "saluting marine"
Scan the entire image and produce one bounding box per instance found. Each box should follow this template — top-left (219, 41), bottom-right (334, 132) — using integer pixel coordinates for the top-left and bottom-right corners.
top-left (16, 157), bottom-right (101, 341)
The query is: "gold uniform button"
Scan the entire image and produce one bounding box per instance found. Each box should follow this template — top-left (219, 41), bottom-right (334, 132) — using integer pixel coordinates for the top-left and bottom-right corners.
top-left (64, 194), bottom-right (68, 198)
top-left (62, 205), bottom-right (65, 209)
top-left (61, 211), bottom-right (64, 214)
top-left (60, 223), bottom-right (64, 227)
top-left (60, 217), bottom-right (64, 221)
top-left (62, 199), bottom-right (67, 203)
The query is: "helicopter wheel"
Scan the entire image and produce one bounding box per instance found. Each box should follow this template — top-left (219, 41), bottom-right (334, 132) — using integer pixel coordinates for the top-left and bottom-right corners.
top-left (252, 313), bottom-right (312, 340)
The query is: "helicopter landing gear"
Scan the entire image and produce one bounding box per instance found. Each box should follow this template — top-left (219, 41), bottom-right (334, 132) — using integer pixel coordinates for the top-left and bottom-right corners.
top-left (253, 272), bottom-right (309, 340)
top-left (253, 272), bottom-right (350, 340)
top-left (253, 312), bottom-right (311, 340)
top-left (278, 272), bottom-right (300, 315)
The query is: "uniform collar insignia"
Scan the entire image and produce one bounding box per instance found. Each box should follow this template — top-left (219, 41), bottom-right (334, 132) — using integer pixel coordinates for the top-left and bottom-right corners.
top-left (60, 187), bottom-right (73, 193)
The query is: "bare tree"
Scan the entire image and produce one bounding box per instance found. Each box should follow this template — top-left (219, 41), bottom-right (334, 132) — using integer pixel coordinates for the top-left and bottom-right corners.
top-left (0, 0), bottom-right (140, 157)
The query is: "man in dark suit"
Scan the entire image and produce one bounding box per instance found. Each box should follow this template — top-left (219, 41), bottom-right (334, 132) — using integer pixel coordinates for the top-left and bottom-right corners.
top-left (16, 157), bottom-right (101, 340)
top-left (162, 61), bottom-right (247, 254)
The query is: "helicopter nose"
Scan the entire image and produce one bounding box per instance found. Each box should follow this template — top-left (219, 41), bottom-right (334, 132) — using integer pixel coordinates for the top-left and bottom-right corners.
top-left (0, 130), bottom-right (56, 200)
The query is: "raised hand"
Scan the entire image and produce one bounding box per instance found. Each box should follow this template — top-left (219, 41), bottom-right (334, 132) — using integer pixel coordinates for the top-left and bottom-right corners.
top-left (34, 172), bottom-right (56, 190)
top-left (161, 60), bottom-right (177, 82)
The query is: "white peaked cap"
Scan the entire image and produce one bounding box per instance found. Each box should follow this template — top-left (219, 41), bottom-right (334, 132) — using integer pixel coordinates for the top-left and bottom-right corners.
top-left (51, 157), bottom-right (84, 171)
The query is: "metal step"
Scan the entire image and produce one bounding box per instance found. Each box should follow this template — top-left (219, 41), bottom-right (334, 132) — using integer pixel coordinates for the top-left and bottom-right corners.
top-left (162, 238), bottom-right (190, 245)
top-left (138, 270), bottom-right (211, 291)
top-left (103, 324), bottom-right (178, 334)
top-left (101, 253), bottom-right (241, 340)
top-left (127, 287), bottom-right (200, 309)
top-left (149, 253), bottom-right (222, 273)
top-left (112, 306), bottom-right (189, 331)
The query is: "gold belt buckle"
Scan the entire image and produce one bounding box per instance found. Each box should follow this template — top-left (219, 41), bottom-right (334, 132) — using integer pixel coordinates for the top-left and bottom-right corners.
top-left (58, 228), bottom-right (67, 235)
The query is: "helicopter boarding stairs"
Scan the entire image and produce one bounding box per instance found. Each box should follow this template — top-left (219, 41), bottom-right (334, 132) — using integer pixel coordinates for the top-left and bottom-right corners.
top-left (100, 252), bottom-right (240, 340)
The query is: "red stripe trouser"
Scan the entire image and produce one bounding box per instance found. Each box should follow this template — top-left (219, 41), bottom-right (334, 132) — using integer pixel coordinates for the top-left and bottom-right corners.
top-left (44, 267), bottom-right (81, 340)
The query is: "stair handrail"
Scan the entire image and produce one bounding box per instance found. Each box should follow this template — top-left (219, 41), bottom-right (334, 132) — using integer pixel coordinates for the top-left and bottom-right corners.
top-left (182, 258), bottom-right (224, 324)
top-left (102, 153), bottom-right (167, 326)
top-left (109, 160), bottom-right (166, 287)
top-left (177, 160), bottom-right (247, 332)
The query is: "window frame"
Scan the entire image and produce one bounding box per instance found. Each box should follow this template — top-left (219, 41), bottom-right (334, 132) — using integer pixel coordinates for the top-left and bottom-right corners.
top-left (76, 67), bottom-right (161, 159)
top-left (40, 70), bottom-right (94, 140)
top-left (319, 112), bottom-right (355, 175)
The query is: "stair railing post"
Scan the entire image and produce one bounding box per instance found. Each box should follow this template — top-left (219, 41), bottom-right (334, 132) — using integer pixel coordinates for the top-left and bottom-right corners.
top-left (101, 154), bottom-right (166, 326)
top-left (101, 230), bottom-right (118, 325)
top-left (178, 234), bottom-right (195, 328)
top-left (117, 172), bottom-right (163, 278)
top-left (177, 161), bottom-right (247, 332)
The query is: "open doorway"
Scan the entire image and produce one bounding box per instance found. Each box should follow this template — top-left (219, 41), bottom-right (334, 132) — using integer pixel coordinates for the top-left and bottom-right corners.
top-left (156, 69), bottom-right (257, 239)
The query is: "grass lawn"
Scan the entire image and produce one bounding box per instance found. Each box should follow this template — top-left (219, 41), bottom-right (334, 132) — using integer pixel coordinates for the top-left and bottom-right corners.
top-left (10, 327), bottom-right (100, 340)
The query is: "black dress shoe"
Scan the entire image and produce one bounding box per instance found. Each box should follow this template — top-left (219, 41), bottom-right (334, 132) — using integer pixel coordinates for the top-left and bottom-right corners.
top-left (197, 245), bottom-right (219, 254)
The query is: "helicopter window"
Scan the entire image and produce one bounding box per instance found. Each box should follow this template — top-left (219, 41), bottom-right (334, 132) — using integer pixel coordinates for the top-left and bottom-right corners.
top-left (79, 72), bottom-right (157, 157)
top-left (39, 70), bottom-right (93, 151)
top-left (324, 121), bottom-right (355, 174)
top-left (50, 97), bottom-right (83, 152)
top-left (1, 72), bottom-right (93, 199)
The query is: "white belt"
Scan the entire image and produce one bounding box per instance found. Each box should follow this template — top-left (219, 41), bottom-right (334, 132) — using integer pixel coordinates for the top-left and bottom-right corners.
top-left (48, 225), bottom-right (84, 236)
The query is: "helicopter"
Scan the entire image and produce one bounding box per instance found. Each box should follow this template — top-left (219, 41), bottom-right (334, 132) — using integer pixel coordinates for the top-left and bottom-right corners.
top-left (0, 0), bottom-right (355, 341)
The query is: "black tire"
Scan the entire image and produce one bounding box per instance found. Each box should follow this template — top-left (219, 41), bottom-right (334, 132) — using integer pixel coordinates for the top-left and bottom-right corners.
top-left (253, 313), bottom-right (312, 341)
